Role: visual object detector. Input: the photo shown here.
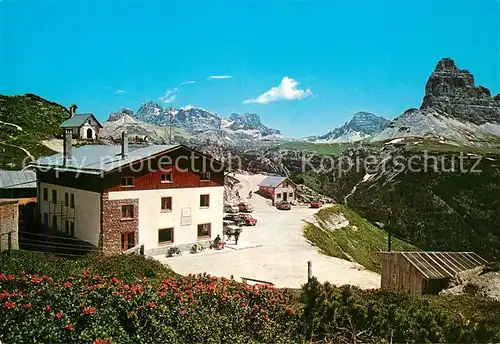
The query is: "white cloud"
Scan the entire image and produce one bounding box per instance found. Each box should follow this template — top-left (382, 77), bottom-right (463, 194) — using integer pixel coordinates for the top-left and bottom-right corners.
top-left (243, 77), bottom-right (312, 104)
top-left (180, 80), bottom-right (196, 85)
top-left (114, 89), bottom-right (126, 95)
top-left (159, 88), bottom-right (178, 103)
top-left (207, 75), bottom-right (232, 80)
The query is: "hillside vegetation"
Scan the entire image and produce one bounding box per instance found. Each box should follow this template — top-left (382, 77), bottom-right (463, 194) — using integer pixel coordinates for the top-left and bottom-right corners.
top-left (294, 147), bottom-right (500, 261)
top-left (304, 205), bottom-right (418, 272)
top-left (0, 94), bottom-right (68, 169)
top-left (1, 251), bottom-right (500, 343)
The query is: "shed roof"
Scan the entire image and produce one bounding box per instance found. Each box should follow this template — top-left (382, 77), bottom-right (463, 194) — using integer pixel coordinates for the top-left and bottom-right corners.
top-left (0, 170), bottom-right (37, 189)
top-left (258, 176), bottom-right (288, 188)
top-left (30, 144), bottom-right (180, 174)
top-left (398, 251), bottom-right (488, 280)
top-left (60, 114), bottom-right (103, 128)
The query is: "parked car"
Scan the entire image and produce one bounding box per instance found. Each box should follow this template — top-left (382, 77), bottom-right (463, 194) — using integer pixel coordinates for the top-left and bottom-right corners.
top-left (224, 204), bottom-right (239, 213)
top-left (223, 214), bottom-right (245, 226)
top-left (238, 202), bottom-right (254, 213)
top-left (239, 213), bottom-right (257, 226)
top-left (276, 201), bottom-right (291, 210)
top-left (309, 200), bottom-right (323, 208)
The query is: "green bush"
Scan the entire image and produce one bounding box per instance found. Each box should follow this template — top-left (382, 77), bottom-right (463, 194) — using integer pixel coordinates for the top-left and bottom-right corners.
top-left (300, 277), bottom-right (500, 343)
top-left (0, 251), bottom-right (174, 283)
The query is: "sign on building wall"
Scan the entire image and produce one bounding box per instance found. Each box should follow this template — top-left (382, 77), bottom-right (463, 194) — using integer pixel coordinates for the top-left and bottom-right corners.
top-left (181, 207), bottom-right (191, 226)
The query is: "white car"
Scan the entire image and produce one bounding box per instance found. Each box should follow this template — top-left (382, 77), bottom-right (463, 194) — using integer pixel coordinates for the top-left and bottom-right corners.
top-left (224, 204), bottom-right (239, 213)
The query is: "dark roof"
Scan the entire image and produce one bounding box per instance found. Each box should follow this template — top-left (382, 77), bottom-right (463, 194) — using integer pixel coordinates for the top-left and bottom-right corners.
top-left (31, 144), bottom-right (180, 174)
top-left (258, 176), bottom-right (289, 188)
top-left (30, 144), bottom-right (224, 175)
top-left (60, 114), bottom-right (103, 128)
top-left (0, 170), bottom-right (37, 189)
top-left (397, 251), bottom-right (488, 279)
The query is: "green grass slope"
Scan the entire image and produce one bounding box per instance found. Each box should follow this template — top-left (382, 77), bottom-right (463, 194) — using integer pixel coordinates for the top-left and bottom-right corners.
top-left (304, 204), bottom-right (418, 272)
top-left (0, 93), bottom-right (69, 169)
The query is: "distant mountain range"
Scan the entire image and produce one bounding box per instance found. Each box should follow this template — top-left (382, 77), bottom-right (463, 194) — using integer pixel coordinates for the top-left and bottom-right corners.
top-left (2, 57), bottom-right (500, 170)
top-left (103, 59), bottom-right (500, 148)
top-left (307, 112), bottom-right (390, 143)
top-left (102, 103), bottom-right (284, 147)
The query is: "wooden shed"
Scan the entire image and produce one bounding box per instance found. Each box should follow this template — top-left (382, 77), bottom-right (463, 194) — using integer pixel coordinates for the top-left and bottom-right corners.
top-left (380, 251), bottom-right (488, 295)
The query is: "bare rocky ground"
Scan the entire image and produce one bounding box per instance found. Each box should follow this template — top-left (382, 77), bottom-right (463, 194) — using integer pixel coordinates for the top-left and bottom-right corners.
top-left (440, 265), bottom-right (500, 301)
top-left (156, 173), bottom-right (380, 289)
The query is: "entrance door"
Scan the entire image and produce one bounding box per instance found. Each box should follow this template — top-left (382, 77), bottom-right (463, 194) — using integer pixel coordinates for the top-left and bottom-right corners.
top-left (121, 232), bottom-right (135, 251)
top-left (283, 192), bottom-right (288, 201)
top-left (86, 128), bottom-right (93, 139)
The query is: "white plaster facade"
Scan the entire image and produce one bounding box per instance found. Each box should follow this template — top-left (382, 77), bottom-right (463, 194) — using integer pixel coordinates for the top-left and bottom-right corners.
top-left (108, 186), bottom-right (224, 251)
top-left (38, 182), bottom-right (101, 246)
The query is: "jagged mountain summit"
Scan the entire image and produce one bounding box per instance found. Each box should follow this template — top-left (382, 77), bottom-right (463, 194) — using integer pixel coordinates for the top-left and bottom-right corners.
top-left (372, 58), bottom-right (500, 145)
top-left (308, 112), bottom-right (390, 143)
top-left (102, 103), bottom-right (283, 146)
top-left (224, 113), bottom-right (281, 136)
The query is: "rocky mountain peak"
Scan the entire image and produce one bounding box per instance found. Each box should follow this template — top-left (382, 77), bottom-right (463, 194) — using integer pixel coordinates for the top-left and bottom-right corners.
top-left (107, 108), bottom-right (135, 122)
top-left (348, 112), bottom-right (390, 134)
top-left (435, 57), bottom-right (459, 72)
top-left (227, 113), bottom-right (281, 136)
top-left (309, 112), bottom-right (389, 143)
top-left (421, 58), bottom-right (500, 124)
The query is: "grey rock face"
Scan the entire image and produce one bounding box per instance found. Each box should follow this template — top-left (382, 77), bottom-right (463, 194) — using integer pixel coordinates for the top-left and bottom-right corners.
top-left (312, 112), bottom-right (390, 142)
top-left (227, 113), bottom-right (281, 136)
top-left (421, 58), bottom-right (500, 125)
top-left (103, 102), bottom-right (283, 147)
top-left (108, 108), bottom-right (134, 122)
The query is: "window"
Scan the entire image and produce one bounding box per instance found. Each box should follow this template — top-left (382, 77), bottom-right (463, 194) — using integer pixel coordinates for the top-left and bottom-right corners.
top-left (65, 192), bottom-right (69, 207)
top-left (43, 212), bottom-right (48, 226)
top-left (276, 193), bottom-right (282, 199)
top-left (70, 221), bottom-right (75, 236)
top-left (121, 205), bottom-right (134, 219)
top-left (65, 220), bottom-right (69, 234)
top-left (289, 192), bottom-right (294, 198)
top-left (200, 194), bottom-right (210, 207)
top-left (121, 177), bottom-right (134, 187)
top-left (88, 119), bottom-right (91, 124)
top-left (52, 215), bottom-right (58, 230)
top-left (161, 197), bottom-right (172, 211)
top-left (161, 173), bottom-right (172, 183)
top-left (43, 188), bottom-right (48, 201)
top-left (283, 182), bottom-right (288, 188)
top-left (200, 172), bottom-right (211, 181)
top-left (70, 194), bottom-right (75, 208)
top-left (197, 223), bottom-right (211, 238)
top-left (52, 190), bottom-right (57, 204)
top-left (158, 228), bottom-right (174, 244)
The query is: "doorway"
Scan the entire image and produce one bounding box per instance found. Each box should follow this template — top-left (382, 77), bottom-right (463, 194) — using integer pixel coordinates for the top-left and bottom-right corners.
top-left (86, 128), bottom-right (93, 139)
top-left (283, 192), bottom-right (288, 201)
top-left (121, 232), bottom-right (135, 251)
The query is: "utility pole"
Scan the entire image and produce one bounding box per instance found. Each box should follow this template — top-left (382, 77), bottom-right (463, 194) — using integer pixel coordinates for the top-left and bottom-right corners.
top-left (387, 207), bottom-right (392, 252)
top-left (168, 107), bottom-right (173, 144)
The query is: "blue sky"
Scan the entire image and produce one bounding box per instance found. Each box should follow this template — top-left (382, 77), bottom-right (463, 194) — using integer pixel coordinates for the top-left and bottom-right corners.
top-left (1, 0), bottom-right (499, 137)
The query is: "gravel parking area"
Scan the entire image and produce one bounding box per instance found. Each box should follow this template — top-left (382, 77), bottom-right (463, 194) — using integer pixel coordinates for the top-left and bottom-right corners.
top-left (155, 174), bottom-right (380, 289)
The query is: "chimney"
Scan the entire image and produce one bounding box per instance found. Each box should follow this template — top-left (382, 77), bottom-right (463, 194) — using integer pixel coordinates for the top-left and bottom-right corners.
top-left (63, 128), bottom-right (72, 164)
top-left (69, 104), bottom-right (78, 118)
top-left (121, 131), bottom-right (128, 158)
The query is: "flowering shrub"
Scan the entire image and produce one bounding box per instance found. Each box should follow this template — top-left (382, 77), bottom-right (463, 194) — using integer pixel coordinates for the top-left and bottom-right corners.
top-left (0, 271), bottom-right (299, 343)
top-left (0, 251), bottom-right (174, 283)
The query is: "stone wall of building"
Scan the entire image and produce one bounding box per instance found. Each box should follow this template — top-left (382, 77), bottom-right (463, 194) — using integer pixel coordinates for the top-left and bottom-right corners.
top-left (100, 193), bottom-right (139, 255)
top-left (0, 200), bottom-right (19, 251)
